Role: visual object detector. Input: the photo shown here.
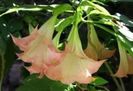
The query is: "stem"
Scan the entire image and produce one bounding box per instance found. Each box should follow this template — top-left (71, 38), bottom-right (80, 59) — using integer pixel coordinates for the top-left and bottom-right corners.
top-left (104, 62), bottom-right (123, 91)
top-left (97, 86), bottom-right (110, 91)
top-left (119, 78), bottom-right (126, 91)
top-left (94, 24), bottom-right (115, 36)
top-left (0, 4), bottom-right (74, 17)
top-left (76, 83), bottom-right (88, 91)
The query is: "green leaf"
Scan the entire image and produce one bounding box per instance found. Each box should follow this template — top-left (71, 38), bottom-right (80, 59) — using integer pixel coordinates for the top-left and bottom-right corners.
top-left (117, 34), bottom-right (133, 56)
top-left (115, 13), bottom-right (133, 27)
top-left (114, 26), bottom-right (133, 56)
top-left (81, 0), bottom-right (110, 15)
top-left (0, 4), bottom-right (58, 17)
top-left (90, 77), bottom-right (108, 86)
top-left (87, 85), bottom-right (97, 91)
top-left (56, 16), bottom-right (73, 32)
top-left (16, 74), bottom-right (74, 91)
top-left (53, 4), bottom-right (72, 16)
top-left (94, 18), bottom-right (114, 26)
top-left (89, 10), bottom-right (115, 19)
top-left (116, 23), bottom-right (133, 41)
top-left (53, 16), bottom-right (74, 47)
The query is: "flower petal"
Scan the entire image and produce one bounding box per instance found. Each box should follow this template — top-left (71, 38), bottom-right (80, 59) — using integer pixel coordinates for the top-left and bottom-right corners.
top-left (46, 52), bottom-right (105, 84)
top-left (46, 22), bottom-right (105, 84)
top-left (99, 46), bottom-right (115, 60)
top-left (12, 27), bottom-right (38, 51)
top-left (115, 41), bottom-right (128, 77)
top-left (127, 55), bottom-right (133, 74)
top-left (89, 24), bottom-right (102, 51)
top-left (84, 43), bottom-right (98, 60)
top-left (19, 39), bottom-right (63, 75)
top-left (85, 24), bottom-right (115, 60)
top-left (38, 16), bottom-right (57, 40)
top-left (12, 16), bottom-right (63, 77)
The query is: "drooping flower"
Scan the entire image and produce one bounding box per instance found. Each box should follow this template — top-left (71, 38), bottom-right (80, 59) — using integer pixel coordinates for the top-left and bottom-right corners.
top-left (84, 24), bottom-right (115, 60)
top-left (12, 16), bottom-right (63, 77)
top-left (12, 27), bottom-right (39, 51)
top-left (46, 22), bottom-right (105, 84)
top-left (114, 40), bottom-right (133, 77)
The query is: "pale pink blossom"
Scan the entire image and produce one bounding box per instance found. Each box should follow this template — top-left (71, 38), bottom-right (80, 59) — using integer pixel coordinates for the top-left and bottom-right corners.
top-left (12, 16), bottom-right (63, 77)
top-left (46, 26), bottom-right (105, 84)
top-left (115, 41), bottom-right (133, 77)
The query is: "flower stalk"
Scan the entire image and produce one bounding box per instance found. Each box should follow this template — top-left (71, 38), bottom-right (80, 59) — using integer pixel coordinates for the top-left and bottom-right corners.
top-left (105, 62), bottom-right (124, 91)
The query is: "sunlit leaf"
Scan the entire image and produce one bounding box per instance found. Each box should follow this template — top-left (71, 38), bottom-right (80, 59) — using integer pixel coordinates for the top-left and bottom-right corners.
top-left (55, 16), bottom-right (73, 32)
top-left (116, 23), bottom-right (133, 41)
top-left (114, 26), bottom-right (133, 56)
top-left (89, 10), bottom-right (115, 20)
top-left (81, 0), bottom-right (110, 15)
top-left (115, 13), bottom-right (133, 27)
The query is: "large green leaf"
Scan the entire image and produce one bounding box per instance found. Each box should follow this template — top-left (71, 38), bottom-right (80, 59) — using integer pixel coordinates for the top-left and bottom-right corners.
top-left (16, 74), bottom-right (75, 91)
top-left (115, 13), bottom-right (133, 27)
top-left (114, 26), bottom-right (133, 56)
top-left (116, 23), bottom-right (133, 41)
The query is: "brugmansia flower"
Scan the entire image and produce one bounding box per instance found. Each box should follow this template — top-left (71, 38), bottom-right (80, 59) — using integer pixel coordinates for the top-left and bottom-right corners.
top-left (84, 24), bottom-right (115, 60)
top-left (115, 40), bottom-right (133, 77)
top-left (12, 16), bottom-right (63, 77)
top-left (46, 24), bottom-right (105, 84)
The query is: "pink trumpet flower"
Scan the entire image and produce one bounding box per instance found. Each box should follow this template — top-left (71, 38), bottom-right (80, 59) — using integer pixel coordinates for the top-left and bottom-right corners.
top-left (12, 16), bottom-right (63, 77)
top-left (115, 41), bottom-right (133, 77)
top-left (84, 24), bottom-right (115, 60)
top-left (46, 25), bottom-right (105, 84)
